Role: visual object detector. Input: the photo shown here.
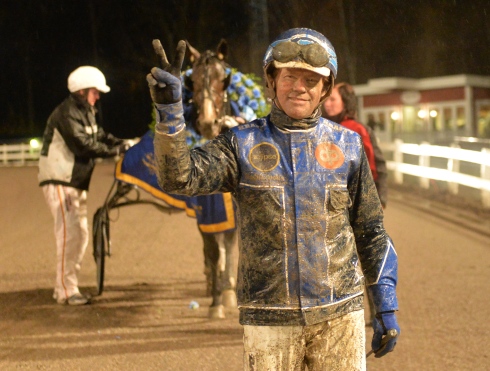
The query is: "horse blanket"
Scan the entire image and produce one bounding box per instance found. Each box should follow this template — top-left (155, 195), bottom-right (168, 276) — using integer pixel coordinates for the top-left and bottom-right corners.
top-left (115, 129), bottom-right (236, 233)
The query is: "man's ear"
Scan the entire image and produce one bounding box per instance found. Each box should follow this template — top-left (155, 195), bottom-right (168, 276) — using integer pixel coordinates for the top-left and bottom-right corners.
top-left (319, 76), bottom-right (334, 103)
top-left (264, 73), bottom-right (276, 100)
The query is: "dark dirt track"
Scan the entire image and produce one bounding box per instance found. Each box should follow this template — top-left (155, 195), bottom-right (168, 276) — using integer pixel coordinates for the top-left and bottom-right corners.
top-left (1, 161), bottom-right (489, 370)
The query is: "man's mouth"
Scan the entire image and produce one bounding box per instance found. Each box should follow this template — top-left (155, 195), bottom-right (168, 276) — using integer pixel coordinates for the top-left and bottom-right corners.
top-left (289, 96), bottom-right (308, 103)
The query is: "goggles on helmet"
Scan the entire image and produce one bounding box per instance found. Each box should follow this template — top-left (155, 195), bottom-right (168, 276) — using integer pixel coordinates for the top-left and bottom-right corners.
top-left (272, 41), bottom-right (330, 68)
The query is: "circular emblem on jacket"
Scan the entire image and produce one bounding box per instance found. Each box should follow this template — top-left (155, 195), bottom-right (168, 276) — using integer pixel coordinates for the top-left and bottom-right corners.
top-left (249, 142), bottom-right (280, 172)
top-left (315, 142), bottom-right (345, 169)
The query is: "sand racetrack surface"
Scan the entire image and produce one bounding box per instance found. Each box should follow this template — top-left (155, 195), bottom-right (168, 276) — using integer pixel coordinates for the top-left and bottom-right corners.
top-left (0, 161), bottom-right (489, 370)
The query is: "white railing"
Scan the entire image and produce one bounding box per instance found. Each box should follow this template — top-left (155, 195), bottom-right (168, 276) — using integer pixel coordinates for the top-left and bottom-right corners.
top-left (0, 143), bottom-right (41, 166)
top-left (0, 138), bottom-right (139, 167)
top-left (381, 139), bottom-right (490, 208)
top-left (2, 139), bottom-right (490, 207)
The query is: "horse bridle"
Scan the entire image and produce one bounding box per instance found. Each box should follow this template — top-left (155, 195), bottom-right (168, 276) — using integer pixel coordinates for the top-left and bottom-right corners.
top-left (189, 51), bottom-right (232, 119)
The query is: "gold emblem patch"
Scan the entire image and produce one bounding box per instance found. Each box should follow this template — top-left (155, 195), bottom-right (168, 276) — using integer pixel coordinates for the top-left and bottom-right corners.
top-left (315, 142), bottom-right (345, 169)
top-left (249, 143), bottom-right (280, 172)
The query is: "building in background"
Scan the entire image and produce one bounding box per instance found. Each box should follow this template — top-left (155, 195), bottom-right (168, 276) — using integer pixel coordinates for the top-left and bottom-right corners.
top-left (354, 74), bottom-right (490, 145)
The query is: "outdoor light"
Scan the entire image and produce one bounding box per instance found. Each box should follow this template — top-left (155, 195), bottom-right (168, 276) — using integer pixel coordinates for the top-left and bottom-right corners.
top-left (390, 111), bottom-right (400, 121)
top-left (417, 109), bottom-right (427, 119)
top-left (429, 110), bottom-right (438, 118)
top-left (29, 138), bottom-right (40, 149)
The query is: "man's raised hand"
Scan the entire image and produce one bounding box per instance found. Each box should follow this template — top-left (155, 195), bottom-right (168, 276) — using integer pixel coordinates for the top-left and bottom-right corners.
top-left (147, 39), bottom-right (186, 104)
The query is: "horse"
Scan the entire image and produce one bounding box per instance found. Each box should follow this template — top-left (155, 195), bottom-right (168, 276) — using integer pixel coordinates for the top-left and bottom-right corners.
top-left (182, 39), bottom-right (242, 319)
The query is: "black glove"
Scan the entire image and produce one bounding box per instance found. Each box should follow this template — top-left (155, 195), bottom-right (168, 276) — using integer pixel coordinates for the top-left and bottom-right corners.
top-left (146, 39), bottom-right (186, 104)
top-left (114, 143), bottom-right (129, 157)
top-left (105, 132), bottom-right (124, 146)
top-left (120, 142), bottom-right (130, 153)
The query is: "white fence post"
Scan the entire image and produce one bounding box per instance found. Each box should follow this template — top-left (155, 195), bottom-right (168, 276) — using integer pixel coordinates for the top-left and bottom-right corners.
top-left (448, 143), bottom-right (460, 195)
top-left (482, 148), bottom-right (490, 208)
top-left (393, 139), bottom-right (403, 184)
top-left (20, 144), bottom-right (26, 165)
top-left (419, 142), bottom-right (430, 189)
top-left (1, 144), bottom-right (6, 165)
top-left (0, 142), bottom-right (40, 166)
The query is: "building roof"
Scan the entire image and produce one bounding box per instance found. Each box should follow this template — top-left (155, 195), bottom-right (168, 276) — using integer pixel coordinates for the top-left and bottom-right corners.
top-left (353, 74), bottom-right (490, 96)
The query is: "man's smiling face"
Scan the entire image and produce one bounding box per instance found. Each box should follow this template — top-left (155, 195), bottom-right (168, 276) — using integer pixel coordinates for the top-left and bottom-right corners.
top-left (274, 68), bottom-right (325, 120)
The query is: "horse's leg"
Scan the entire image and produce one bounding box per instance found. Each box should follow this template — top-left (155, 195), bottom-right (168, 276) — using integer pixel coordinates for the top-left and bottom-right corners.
top-left (200, 229), bottom-right (225, 319)
top-left (221, 229), bottom-right (238, 308)
top-left (203, 241), bottom-right (212, 297)
top-left (215, 232), bottom-right (226, 276)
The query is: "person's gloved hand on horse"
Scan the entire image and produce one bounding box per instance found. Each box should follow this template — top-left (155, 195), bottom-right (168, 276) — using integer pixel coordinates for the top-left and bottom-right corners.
top-left (147, 39), bottom-right (187, 133)
top-left (371, 311), bottom-right (400, 358)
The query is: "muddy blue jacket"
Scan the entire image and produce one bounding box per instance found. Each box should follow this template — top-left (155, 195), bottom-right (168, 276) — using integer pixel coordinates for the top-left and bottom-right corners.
top-left (154, 102), bottom-right (398, 326)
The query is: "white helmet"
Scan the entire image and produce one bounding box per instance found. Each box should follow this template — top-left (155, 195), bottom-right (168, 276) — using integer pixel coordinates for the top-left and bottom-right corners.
top-left (67, 66), bottom-right (110, 93)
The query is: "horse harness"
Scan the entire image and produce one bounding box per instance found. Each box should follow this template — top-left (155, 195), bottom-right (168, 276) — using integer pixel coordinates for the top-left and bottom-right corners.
top-left (185, 50), bottom-right (233, 129)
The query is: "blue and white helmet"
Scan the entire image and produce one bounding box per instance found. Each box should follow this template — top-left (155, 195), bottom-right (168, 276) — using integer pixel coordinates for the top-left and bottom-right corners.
top-left (263, 28), bottom-right (337, 79)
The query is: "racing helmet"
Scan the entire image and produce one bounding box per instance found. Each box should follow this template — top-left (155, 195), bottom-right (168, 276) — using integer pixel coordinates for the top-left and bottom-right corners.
top-left (263, 28), bottom-right (337, 79)
top-left (67, 66), bottom-right (110, 93)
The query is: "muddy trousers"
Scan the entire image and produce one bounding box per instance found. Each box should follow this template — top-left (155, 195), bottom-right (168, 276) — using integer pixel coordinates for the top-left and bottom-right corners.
top-left (42, 184), bottom-right (88, 302)
top-left (243, 309), bottom-right (366, 371)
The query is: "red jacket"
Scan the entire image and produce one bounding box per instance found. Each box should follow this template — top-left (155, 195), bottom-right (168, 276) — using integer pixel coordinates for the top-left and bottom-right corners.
top-left (340, 118), bottom-right (378, 181)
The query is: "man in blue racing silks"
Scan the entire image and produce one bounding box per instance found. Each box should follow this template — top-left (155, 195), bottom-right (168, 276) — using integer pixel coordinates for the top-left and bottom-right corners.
top-left (147, 28), bottom-right (400, 370)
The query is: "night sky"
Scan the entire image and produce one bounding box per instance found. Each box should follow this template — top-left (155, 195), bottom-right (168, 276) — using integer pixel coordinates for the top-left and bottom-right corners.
top-left (1, 0), bottom-right (489, 140)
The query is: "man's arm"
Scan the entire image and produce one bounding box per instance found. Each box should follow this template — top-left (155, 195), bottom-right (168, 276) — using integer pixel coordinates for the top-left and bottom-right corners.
top-left (148, 39), bottom-right (239, 196)
top-left (348, 145), bottom-right (400, 357)
top-left (58, 113), bottom-right (119, 158)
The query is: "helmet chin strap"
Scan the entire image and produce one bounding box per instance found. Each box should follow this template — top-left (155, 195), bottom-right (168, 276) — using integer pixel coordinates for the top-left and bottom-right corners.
top-left (273, 98), bottom-right (283, 112)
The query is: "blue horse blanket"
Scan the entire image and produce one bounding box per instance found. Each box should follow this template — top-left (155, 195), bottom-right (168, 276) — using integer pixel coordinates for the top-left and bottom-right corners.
top-left (115, 130), bottom-right (236, 234)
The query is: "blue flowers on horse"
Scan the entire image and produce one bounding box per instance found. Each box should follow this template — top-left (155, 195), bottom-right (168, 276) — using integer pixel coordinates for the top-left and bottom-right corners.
top-left (182, 67), bottom-right (269, 149)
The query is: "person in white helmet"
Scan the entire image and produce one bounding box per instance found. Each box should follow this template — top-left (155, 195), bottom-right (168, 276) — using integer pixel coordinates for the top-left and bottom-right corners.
top-left (148, 28), bottom-right (400, 370)
top-left (39, 66), bottom-right (126, 306)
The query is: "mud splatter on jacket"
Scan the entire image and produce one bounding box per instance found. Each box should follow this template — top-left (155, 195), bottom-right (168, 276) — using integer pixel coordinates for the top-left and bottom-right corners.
top-left (154, 102), bottom-right (398, 326)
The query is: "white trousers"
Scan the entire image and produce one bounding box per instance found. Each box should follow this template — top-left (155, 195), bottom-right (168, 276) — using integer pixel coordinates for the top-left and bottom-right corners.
top-left (42, 184), bottom-right (88, 301)
top-left (243, 309), bottom-right (366, 371)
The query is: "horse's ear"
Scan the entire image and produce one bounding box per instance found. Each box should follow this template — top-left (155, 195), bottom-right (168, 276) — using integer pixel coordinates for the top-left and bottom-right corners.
top-left (186, 40), bottom-right (200, 64)
top-left (217, 39), bottom-right (228, 61)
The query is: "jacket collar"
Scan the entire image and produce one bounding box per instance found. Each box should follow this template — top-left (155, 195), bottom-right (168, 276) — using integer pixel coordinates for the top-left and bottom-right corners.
top-left (269, 102), bottom-right (321, 131)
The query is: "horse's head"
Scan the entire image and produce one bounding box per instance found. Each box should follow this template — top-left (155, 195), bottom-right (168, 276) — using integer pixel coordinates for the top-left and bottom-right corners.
top-left (186, 39), bottom-right (231, 140)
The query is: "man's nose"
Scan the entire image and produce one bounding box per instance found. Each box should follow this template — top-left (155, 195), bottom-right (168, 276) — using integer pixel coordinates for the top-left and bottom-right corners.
top-left (293, 79), bottom-right (307, 91)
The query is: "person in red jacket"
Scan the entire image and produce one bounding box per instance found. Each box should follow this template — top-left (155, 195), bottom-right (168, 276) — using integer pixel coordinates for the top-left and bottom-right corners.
top-left (323, 82), bottom-right (388, 207)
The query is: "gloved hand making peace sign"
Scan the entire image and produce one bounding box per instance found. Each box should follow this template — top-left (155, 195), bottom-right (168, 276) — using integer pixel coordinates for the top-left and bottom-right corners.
top-left (147, 39), bottom-right (187, 133)
top-left (147, 39), bottom-right (186, 104)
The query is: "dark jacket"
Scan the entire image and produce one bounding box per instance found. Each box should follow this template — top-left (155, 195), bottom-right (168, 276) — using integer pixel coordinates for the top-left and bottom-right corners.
top-left (38, 95), bottom-right (121, 190)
